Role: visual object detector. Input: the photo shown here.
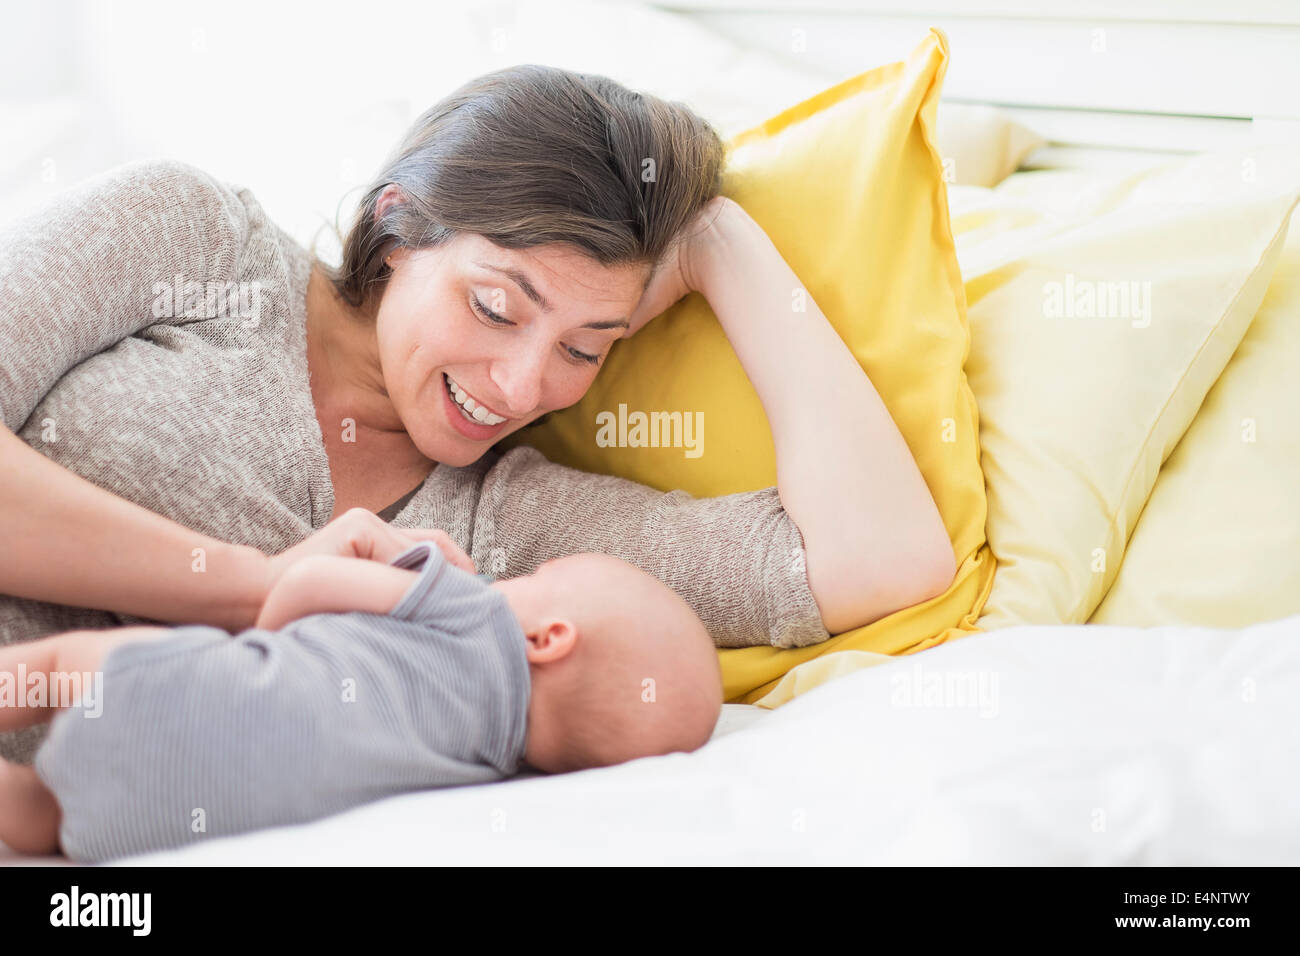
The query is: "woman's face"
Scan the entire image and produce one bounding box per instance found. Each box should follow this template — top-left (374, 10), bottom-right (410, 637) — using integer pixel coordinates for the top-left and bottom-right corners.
top-left (375, 231), bottom-right (649, 467)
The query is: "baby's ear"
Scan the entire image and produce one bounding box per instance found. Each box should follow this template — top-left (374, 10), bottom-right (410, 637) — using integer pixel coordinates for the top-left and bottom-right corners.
top-left (523, 618), bottom-right (580, 663)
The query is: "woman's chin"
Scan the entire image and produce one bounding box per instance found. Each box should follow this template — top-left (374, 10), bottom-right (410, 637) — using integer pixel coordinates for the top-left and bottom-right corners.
top-left (419, 423), bottom-right (522, 467)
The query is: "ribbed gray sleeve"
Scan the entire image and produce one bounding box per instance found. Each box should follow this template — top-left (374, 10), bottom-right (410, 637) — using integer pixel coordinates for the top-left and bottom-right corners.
top-left (33, 541), bottom-right (531, 863)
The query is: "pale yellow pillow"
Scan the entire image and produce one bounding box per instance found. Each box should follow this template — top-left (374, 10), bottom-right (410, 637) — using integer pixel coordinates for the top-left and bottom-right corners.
top-left (1091, 200), bottom-right (1300, 627)
top-left (949, 147), bottom-right (1300, 630)
top-left (935, 102), bottom-right (1045, 187)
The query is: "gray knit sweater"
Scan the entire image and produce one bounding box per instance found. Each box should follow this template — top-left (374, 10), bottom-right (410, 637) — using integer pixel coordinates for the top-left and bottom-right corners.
top-left (0, 159), bottom-right (830, 764)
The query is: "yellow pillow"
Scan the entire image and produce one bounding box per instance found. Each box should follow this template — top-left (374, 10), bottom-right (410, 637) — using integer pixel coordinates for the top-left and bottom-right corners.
top-left (946, 148), bottom-right (1300, 630)
top-left (1091, 189), bottom-right (1300, 628)
top-left (497, 29), bottom-right (996, 704)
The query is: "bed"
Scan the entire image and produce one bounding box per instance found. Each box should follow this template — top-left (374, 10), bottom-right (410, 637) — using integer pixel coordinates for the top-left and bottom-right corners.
top-left (3, 0), bottom-right (1299, 866)
top-left (5, 611), bottom-right (1295, 866)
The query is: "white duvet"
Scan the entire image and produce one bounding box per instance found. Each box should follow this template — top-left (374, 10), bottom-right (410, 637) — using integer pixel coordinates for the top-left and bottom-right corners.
top-left (0, 613), bottom-right (1258, 865)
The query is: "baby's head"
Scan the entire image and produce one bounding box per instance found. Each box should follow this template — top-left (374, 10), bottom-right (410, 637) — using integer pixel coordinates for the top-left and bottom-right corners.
top-left (489, 554), bottom-right (723, 774)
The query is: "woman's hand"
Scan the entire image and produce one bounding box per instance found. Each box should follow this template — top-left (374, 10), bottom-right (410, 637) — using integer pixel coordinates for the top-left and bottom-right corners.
top-left (261, 508), bottom-right (475, 604)
top-left (623, 196), bottom-right (739, 339)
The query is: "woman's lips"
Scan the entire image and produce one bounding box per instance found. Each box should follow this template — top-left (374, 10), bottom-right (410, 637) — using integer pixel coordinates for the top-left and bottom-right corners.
top-left (441, 371), bottom-right (509, 438)
top-left (444, 371), bottom-right (508, 421)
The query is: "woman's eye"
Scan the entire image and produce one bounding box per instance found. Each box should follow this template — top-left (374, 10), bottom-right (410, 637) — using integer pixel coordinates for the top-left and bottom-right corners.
top-left (470, 294), bottom-right (511, 325)
top-left (473, 293), bottom-right (600, 365)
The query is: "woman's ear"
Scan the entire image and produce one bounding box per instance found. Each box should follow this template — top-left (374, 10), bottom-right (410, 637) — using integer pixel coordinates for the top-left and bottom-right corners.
top-left (385, 244), bottom-right (412, 271)
top-left (374, 183), bottom-right (406, 225)
top-left (375, 184), bottom-right (409, 272)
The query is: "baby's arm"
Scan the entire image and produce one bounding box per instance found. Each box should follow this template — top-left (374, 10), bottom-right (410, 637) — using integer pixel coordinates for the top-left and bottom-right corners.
top-left (256, 531), bottom-right (475, 630)
top-left (254, 556), bottom-right (421, 631)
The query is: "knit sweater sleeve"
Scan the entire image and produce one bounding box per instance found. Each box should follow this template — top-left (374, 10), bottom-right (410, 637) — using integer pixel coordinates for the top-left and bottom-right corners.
top-left (0, 158), bottom-right (249, 433)
top-left (469, 445), bottom-right (832, 650)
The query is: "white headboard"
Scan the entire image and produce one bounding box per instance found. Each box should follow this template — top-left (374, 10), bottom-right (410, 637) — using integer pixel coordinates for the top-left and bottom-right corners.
top-left (652, 0), bottom-right (1300, 171)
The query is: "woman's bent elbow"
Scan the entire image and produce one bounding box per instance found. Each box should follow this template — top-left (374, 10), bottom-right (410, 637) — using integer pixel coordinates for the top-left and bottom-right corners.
top-left (923, 546), bottom-right (958, 602)
top-left (861, 558), bottom-right (954, 626)
top-left (896, 542), bottom-right (957, 610)
top-left (816, 548), bottom-right (956, 633)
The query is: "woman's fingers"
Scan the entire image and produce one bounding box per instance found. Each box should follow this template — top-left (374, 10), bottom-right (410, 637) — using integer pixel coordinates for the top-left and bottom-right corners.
top-left (397, 527), bottom-right (477, 574)
top-left (336, 511), bottom-right (478, 573)
top-left (625, 247), bottom-right (690, 338)
top-left (264, 510), bottom-right (478, 593)
top-left (622, 197), bottom-right (737, 339)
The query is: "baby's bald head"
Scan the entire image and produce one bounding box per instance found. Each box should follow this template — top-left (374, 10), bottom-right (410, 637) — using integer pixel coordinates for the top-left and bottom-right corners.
top-left (490, 553), bottom-right (723, 774)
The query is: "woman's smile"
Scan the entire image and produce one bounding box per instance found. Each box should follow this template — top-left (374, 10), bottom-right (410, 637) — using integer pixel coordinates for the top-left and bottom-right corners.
top-left (441, 370), bottom-right (511, 439)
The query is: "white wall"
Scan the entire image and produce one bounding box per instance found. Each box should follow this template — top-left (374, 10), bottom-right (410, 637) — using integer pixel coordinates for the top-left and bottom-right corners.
top-left (6, 0), bottom-right (1297, 244)
top-left (658, 0), bottom-right (1300, 167)
top-left (0, 0), bottom-right (823, 255)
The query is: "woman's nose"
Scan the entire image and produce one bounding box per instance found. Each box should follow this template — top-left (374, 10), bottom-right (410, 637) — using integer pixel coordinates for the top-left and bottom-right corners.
top-left (491, 349), bottom-right (546, 417)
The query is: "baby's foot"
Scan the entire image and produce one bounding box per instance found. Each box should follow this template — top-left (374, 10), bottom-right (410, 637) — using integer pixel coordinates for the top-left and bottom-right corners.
top-left (0, 757), bottom-right (62, 856)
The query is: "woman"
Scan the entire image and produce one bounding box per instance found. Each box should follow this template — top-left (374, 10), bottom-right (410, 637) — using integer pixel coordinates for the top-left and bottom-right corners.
top-left (0, 65), bottom-right (954, 764)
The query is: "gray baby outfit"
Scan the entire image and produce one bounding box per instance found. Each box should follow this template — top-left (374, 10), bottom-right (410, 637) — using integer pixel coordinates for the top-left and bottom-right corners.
top-left (34, 540), bottom-right (531, 863)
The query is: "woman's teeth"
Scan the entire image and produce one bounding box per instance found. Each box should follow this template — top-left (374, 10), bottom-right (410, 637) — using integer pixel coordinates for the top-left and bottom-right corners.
top-left (444, 372), bottom-right (507, 425)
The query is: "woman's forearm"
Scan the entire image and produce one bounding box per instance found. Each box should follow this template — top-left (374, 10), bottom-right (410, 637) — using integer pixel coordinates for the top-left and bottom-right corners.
top-left (0, 425), bottom-right (269, 632)
top-left (694, 204), bottom-right (956, 633)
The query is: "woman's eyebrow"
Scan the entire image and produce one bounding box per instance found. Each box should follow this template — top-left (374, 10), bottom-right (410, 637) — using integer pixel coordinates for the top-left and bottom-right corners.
top-left (473, 261), bottom-right (629, 331)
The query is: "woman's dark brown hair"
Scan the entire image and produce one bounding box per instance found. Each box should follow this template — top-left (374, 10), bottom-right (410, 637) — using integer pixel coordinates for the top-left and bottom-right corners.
top-left (322, 63), bottom-right (726, 316)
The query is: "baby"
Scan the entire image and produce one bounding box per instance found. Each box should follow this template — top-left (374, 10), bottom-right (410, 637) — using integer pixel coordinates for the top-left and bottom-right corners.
top-left (0, 536), bottom-right (723, 862)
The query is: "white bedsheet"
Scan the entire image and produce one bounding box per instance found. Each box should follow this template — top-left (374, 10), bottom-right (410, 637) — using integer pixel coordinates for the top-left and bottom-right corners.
top-left (0, 613), bottom-right (1263, 865)
top-left (4, 613), bottom-right (1296, 865)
